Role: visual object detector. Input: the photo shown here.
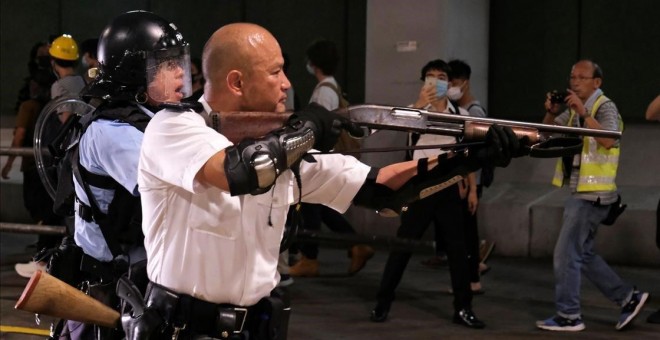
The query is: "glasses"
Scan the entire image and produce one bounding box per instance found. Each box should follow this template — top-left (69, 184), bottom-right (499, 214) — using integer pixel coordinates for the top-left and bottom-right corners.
top-left (569, 76), bottom-right (594, 82)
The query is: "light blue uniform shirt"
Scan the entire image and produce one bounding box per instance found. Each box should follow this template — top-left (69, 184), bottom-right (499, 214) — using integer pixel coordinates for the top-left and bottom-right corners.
top-left (73, 105), bottom-right (154, 262)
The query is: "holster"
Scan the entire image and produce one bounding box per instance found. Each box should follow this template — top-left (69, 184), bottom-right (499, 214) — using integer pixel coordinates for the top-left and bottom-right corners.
top-left (34, 236), bottom-right (84, 287)
top-left (252, 287), bottom-right (290, 340)
top-left (120, 275), bottom-right (173, 340)
top-left (601, 194), bottom-right (627, 226)
top-left (121, 308), bottom-right (166, 340)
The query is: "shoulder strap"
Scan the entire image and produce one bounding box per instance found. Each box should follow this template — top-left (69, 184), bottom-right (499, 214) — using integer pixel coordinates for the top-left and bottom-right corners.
top-left (85, 104), bottom-right (151, 133)
top-left (467, 102), bottom-right (488, 116)
top-left (318, 82), bottom-right (341, 96)
top-left (317, 82), bottom-right (348, 108)
top-left (71, 147), bottom-right (123, 258)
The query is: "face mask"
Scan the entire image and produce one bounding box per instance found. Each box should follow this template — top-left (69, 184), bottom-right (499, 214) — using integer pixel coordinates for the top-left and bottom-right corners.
top-left (81, 58), bottom-right (90, 70)
top-left (306, 62), bottom-right (315, 75)
top-left (435, 79), bottom-right (448, 98)
top-left (446, 85), bottom-right (464, 101)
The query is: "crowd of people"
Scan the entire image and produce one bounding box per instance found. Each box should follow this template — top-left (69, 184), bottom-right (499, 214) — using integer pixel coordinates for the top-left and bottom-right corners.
top-left (1, 9), bottom-right (656, 339)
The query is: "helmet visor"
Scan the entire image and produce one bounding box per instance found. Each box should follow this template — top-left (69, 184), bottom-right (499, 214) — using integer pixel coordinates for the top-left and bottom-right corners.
top-left (145, 45), bottom-right (192, 104)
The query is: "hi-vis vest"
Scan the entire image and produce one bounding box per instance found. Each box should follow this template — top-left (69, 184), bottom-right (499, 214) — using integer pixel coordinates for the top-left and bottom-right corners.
top-left (551, 95), bottom-right (623, 192)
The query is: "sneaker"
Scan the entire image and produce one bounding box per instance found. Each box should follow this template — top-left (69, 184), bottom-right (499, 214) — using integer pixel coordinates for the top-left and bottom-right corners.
top-left (616, 290), bottom-right (649, 330)
top-left (479, 240), bottom-right (495, 264)
top-left (536, 315), bottom-right (585, 331)
top-left (15, 261), bottom-right (46, 278)
top-left (278, 274), bottom-right (294, 287)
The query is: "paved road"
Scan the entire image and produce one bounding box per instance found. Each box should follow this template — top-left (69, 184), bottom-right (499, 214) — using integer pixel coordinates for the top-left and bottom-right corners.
top-left (1, 232), bottom-right (658, 339)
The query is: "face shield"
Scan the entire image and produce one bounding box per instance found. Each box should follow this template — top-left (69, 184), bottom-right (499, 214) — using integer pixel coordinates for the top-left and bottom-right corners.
top-left (145, 44), bottom-right (192, 104)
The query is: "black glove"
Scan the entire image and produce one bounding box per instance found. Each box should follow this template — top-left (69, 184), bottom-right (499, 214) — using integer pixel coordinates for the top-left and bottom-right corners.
top-left (287, 103), bottom-right (364, 152)
top-left (470, 124), bottom-right (528, 168)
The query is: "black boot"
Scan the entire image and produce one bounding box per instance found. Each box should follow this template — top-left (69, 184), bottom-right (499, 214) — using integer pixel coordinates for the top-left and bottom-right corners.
top-left (370, 301), bottom-right (391, 322)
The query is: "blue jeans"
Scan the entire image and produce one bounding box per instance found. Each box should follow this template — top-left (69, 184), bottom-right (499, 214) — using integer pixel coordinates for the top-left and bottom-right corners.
top-left (554, 196), bottom-right (633, 318)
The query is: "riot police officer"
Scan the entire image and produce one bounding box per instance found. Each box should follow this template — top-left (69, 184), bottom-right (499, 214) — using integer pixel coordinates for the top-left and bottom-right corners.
top-left (53, 10), bottom-right (191, 339)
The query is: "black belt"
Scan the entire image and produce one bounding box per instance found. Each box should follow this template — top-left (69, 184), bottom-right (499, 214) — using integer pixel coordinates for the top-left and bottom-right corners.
top-left (146, 282), bottom-right (255, 338)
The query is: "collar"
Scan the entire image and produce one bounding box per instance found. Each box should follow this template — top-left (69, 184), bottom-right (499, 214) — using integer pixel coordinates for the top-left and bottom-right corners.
top-left (583, 88), bottom-right (604, 113)
top-left (315, 76), bottom-right (337, 89)
top-left (424, 99), bottom-right (457, 114)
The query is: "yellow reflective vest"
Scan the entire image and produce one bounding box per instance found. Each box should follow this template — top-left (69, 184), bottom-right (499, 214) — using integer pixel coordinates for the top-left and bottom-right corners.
top-left (551, 95), bottom-right (623, 192)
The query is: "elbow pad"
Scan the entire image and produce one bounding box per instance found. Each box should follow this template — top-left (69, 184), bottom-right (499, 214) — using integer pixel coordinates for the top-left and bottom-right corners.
top-left (224, 122), bottom-right (315, 196)
top-left (353, 153), bottom-right (479, 216)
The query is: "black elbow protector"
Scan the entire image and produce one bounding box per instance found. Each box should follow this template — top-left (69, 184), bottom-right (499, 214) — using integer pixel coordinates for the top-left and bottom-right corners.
top-left (353, 153), bottom-right (480, 216)
top-left (224, 124), bottom-right (315, 196)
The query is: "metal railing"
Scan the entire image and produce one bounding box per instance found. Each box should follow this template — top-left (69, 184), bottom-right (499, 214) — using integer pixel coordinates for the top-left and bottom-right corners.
top-left (0, 222), bottom-right (66, 235)
top-left (0, 147), bottom-right (36, 157)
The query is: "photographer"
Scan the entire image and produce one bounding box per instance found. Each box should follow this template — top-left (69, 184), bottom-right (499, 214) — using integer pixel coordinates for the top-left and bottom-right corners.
top-left (536, 60), bottom-right (649, 332)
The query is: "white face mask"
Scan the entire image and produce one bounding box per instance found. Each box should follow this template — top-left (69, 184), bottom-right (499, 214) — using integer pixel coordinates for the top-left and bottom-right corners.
top-left (306, 62), bottom-right (315, 75)
top-left (446, 85), bottom-right (464, 101)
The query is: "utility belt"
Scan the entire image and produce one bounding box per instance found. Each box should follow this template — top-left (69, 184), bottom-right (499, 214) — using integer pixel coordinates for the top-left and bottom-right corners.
top-left (138, 282), bottom-right (290, 339)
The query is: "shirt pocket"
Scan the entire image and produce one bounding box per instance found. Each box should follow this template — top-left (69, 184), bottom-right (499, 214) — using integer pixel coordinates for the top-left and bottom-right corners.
top-left (186, 191), bottom-right (241, 240)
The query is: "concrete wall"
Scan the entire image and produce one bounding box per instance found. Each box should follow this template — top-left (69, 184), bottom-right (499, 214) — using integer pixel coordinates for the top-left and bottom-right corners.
top-left (477, 123), bottom-right (660, 266)
top-left (355, 0), bottom-right (491, 234)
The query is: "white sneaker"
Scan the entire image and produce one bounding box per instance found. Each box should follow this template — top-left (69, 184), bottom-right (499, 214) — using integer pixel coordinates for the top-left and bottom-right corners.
top-left (15, 261), bottom-right (46, 278)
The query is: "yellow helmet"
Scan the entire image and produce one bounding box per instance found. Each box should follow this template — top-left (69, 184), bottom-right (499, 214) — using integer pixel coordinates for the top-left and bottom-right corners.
top-left (49, 34), bottom-right (79, 61)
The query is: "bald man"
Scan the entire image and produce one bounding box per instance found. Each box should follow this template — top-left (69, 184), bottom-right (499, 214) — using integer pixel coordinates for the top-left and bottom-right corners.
top-left (136, 23), bottom-right (523, 339)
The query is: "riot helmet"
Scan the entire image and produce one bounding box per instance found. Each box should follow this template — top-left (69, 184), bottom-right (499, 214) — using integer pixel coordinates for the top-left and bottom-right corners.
top-left (82, 11), bottom-right (191, 104)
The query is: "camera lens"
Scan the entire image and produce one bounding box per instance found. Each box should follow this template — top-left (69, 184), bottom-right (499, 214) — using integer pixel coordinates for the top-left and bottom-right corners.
top-left (550, 91), bottom-right (567, 104)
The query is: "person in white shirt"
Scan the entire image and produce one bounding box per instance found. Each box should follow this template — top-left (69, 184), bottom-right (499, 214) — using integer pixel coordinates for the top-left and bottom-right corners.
top-left (136, 24), bottom-right (524, 339)
top-left (288, 39), bottom-right (374, 277)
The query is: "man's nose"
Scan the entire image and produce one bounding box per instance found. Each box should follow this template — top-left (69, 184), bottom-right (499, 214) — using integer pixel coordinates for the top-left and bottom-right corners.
top-left (281, 74), bottom-right (291, 90)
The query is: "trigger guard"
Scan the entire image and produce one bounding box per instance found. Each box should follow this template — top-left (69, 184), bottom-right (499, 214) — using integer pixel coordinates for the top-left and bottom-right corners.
top-left (529, 137), bottom-right (583, 158)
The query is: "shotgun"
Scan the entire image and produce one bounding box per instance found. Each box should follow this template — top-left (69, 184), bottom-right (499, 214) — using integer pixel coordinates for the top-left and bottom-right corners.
top-left (209, 104), bottom-right (621, 157)
top-left (15, 270), bottom-right (120, 328)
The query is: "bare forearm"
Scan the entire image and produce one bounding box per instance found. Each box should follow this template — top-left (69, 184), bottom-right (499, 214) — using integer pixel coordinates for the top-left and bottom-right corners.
top-left (467, 172), bottom-right (477, 194)
top-left (582, 116), bottom-right (616, 149)
top-left (376, 156), bottom-right (441, 191)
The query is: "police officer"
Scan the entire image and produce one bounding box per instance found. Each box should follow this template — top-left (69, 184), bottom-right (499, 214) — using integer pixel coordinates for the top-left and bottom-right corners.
top-left (127, 22), bottom-right (526, 340)
top-left (62, 10), bottom-right (191, 339)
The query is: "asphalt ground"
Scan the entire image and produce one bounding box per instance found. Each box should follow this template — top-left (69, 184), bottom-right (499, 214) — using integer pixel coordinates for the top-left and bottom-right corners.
top-left (1, 232), bottom-right (658, 339)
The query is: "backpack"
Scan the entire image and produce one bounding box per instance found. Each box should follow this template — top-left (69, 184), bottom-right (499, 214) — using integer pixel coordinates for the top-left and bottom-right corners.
top-left (317, 82), bottom-right (361, 158)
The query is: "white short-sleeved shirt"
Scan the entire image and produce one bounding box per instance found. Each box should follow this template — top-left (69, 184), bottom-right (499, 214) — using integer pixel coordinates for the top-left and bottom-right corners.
top-left (309, 76), bottom-right (339, 111)
top-left (138, 98), bottom-right (371, 306)
top-left (411, 101), bottom-right (469, 159)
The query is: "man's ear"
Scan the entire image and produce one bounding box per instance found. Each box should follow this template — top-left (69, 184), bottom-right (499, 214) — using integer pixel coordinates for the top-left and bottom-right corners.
top-left (594, 77), bottom-right (603, 89)
top-left (226, 70), bottom-right (243, 95)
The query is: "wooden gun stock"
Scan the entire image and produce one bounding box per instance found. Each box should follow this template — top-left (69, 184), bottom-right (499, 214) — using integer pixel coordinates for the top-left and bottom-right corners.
top-left (210, 111), bottom-right (292, 144)
top-left (15, 270), bottom-right (120, 328)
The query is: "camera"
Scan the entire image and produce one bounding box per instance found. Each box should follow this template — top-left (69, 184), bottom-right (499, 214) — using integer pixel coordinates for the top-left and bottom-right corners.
top-left (550, 90), bottom-right (568, 104)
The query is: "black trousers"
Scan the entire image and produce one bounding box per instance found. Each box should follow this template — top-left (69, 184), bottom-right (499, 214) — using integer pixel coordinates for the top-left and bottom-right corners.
top-left (23, 167), bottom-right (62, 249)
top-left (296, 203), bottom-right (356, 259)
top-left (376, 184), bottom-right (472, 311)
top-left (463, 184), bottom-right (484, 283)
